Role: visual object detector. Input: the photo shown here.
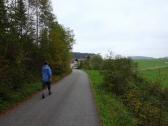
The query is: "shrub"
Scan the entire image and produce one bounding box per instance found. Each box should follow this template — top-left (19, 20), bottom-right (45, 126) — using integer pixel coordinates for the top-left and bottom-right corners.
top-left (79, 54), bottom-right (103, 70)
top-left (101, 55), bottom-right (168, 126)
top-left (102, 57), bottom-right (137, 95)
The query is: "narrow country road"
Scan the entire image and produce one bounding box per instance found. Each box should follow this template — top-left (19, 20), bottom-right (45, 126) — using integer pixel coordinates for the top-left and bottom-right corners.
top-left (0, 70), bottom-right (99, 126)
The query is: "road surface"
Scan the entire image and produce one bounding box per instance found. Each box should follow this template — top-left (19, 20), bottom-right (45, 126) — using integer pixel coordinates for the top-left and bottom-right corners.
top-left (0, 70), bottom-right (99, 126)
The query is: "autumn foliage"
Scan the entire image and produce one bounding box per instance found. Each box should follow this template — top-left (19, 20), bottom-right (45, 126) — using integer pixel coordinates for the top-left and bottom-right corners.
top-left (0, 0), bottom-right (74, 103)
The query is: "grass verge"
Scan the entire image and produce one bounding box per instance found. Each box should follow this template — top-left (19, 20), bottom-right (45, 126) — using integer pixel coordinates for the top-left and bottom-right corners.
top-left (0, 82), bottom-right (41, 113)
top-left (0, 72), bottom-right (70, 114)
top-left (87, 70), bottom-right (136, 126)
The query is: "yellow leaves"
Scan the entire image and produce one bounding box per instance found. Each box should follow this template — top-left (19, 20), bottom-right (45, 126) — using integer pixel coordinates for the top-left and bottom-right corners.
top-left (126, 89), bottom-right (143, 113)
top-left (45, 23), bottom-right (74, 75)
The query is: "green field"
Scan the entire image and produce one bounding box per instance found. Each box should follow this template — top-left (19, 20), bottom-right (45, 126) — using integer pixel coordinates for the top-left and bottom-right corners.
top-left (136, 59), bottom-right (168, 88)
top-left (136, 59), bottom-right (168, 70)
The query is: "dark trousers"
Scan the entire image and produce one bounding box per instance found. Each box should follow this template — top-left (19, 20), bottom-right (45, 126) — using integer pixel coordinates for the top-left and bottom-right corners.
top-left (42, 81), bottom-right (51, 92)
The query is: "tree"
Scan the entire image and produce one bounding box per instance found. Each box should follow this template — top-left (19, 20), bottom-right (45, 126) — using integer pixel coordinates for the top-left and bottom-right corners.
top-left (0, 0), bottom-right (7, 35)
top-left (90, 54), bottom-right (103, 70)
top-left (48, 21), bottom-right (74, 75)
top-left (0, 0), bottom-right (75, 103)
top-left (0, 0), bottom-right (8, 56)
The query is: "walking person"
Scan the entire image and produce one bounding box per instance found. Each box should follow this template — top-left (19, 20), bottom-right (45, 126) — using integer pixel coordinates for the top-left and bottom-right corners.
top-left (41, 62), bottom-right (52, 99)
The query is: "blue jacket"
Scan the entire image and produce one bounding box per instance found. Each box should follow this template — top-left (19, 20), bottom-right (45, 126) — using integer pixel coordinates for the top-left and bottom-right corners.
top-left (42, 65), bottom-right (52, 82)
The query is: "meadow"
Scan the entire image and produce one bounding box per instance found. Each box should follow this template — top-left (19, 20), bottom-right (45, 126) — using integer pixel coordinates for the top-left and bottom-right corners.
top-left (136, 59), bottom-right (168, 88)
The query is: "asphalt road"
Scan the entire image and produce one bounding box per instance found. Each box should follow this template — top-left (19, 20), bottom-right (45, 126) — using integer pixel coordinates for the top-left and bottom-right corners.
top-left (0, 70), bottom-right (99, 126)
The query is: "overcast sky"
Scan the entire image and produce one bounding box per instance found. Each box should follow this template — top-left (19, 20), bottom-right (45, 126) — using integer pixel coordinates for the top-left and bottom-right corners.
top-left (51, 0), bottom-right (168, 58)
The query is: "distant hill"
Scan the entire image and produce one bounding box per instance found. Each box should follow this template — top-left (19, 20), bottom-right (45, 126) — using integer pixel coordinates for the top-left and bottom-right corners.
top-left (128, 56), bottom-right (155, 60)
top-left (159, 57), bottom-right (168, 60)
top-left (73, 52), bottom-right (95, 60)
top-left (161, 57), bottom-right (168, 59)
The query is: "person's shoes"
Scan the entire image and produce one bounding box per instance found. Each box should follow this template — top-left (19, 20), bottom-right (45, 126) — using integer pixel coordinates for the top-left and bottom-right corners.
top-left (42, 94), bottom-right (45, 99)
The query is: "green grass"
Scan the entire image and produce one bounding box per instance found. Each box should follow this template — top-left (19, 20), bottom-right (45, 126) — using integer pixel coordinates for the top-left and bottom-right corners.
top-left (0, 82), bottom-right (41, 113)
top-left (135, 59), bottom-right (168, 89)
top-left (87, 70), bottom-right (136, 126)
top-left (141, 67), bottom-right (168, 88)
top-left (0, 73), bottom-right (68, 113)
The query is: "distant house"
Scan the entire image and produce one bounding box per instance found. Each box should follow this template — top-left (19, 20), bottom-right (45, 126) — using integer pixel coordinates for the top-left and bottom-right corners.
top-left (73, 52), bottom-right (94, 60)
top-left (71, 52), bottom-right (95, 69)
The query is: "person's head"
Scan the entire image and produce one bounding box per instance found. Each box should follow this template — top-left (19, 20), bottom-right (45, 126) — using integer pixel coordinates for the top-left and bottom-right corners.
top-left (44, 61), bottom-right (48, 65)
